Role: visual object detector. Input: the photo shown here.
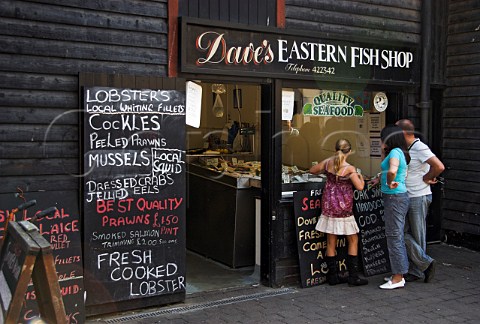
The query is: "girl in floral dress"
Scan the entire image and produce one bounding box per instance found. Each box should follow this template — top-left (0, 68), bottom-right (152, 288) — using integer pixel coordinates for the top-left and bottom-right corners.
top-left (310, 139), bottom-right (368, 286)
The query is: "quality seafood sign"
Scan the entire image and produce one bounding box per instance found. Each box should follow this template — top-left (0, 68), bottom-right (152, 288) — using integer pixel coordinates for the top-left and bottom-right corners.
top-left (180, 19), bottom-right (419, 83)
top-left (303, 92), bottom-right (364, 117)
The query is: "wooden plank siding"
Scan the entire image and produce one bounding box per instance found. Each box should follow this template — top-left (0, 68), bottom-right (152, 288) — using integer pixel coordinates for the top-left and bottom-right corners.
top-left (442, 0), bottom-right (480, 235)
top-left (285, 0), bottom-right (422, 44)
top-left (179, 0), bottom-right (276, 26)
top-left (0, 0), bottom-right (168, 195)
top-left (431, 0), bottom-right (449, 86)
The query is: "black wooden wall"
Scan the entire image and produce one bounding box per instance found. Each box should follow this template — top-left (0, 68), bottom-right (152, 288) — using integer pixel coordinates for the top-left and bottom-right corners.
top-left (442, 0), bottom-right (480, 237)
top-left (0, 0), bottom-right (168, 196)
top-left (431, 0), bottom-right (449, 86)
top-left (285, 0), bottom-right (421, 43)
top-left (179, 0), bottom-right (276, 26)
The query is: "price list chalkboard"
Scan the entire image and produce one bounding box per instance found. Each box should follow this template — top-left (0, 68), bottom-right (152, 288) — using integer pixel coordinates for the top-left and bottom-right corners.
top-left (82, 87), bottom-right (186, 306)
top-left (353, 186), bottom-right (390, 276)
top-left (293, 190), bottom-right (348, 288)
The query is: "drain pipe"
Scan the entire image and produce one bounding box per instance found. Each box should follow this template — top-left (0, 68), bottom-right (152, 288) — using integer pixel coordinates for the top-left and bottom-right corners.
top-left (417, 0), bottom-right (432, 142)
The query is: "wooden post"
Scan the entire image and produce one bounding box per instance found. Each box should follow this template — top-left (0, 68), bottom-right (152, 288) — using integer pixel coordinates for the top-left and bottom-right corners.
top-left (27, 227), bottom-right (67, 324)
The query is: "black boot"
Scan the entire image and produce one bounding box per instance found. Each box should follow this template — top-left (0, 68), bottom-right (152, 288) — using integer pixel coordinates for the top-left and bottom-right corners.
top-left (325, 256), bottom-right (340, 285)
top-left (347, 255), bottom-right (368, 286)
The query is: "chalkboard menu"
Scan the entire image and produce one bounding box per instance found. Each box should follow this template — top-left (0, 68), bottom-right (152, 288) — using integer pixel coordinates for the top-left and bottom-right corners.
top-left (82, 87), bottom-right (186, 306)
top-left (0, 191), bottom-right (84, 323)
top-left (293, 190), bottom-right (348, 288)
top-left (353, 186), bottom-right (390, 276)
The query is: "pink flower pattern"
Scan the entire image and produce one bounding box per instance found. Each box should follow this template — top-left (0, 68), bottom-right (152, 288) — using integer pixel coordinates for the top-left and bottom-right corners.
top-left (321, 171), bottom-right (354, 218)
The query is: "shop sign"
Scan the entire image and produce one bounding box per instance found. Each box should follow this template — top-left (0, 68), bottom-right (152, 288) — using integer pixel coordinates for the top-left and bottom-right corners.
top-left (302, 91), bottom-right (364, 117)
top-left (180, 18), bottom-right (419, 84)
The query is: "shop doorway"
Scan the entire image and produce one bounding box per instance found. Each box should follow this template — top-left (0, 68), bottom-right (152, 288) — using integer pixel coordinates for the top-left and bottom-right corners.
top-left (184, 82), bottom-right (263, 293)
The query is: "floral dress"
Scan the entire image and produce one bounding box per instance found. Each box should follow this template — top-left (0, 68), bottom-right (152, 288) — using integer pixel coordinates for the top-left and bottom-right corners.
top-left (315, 161), bottom-right (360, 235)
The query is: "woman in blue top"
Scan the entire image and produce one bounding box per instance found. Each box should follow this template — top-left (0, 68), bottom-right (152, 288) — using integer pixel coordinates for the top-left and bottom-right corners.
top-left (379, 125), bottom-right (411, 289)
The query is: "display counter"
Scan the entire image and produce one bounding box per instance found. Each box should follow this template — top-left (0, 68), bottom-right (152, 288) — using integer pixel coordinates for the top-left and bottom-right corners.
top-left (186, 162), bottom-right (260, 268)
top-left (186, 157), bottom-right (326, 268)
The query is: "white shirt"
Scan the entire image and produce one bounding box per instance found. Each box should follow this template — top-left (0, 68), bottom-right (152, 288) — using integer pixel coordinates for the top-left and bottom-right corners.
top-left (406, 139), bottom-right (435, 197)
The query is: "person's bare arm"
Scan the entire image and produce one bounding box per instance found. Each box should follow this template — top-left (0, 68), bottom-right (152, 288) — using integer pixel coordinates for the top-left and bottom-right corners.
top-left (423, 156), bottom-right (445, 184)
top-left (310, 158), bottom-right (329, 175)
top-left (387, 157), bottom-right (400, 189)
top-left (348, 166), bottom-right (365, 190)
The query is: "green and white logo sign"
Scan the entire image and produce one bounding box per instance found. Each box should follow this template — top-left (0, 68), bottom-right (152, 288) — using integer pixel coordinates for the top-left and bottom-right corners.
top-left (303, 91), bottom-right (364, 117)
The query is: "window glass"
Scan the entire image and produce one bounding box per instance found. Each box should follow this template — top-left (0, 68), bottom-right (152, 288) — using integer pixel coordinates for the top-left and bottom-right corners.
top-left (281, 88), bottom-right (385, 183)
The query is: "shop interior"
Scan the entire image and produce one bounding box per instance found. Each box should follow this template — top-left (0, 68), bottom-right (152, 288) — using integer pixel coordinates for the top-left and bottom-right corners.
top-left (185, 82), bottom-right (262, 293)
top-left (184, 83), bottom-right (386, 293)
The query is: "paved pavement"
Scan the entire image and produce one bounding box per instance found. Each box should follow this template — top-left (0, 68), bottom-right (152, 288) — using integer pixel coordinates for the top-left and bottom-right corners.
top-left (90, 243), bottom-right (480, 323)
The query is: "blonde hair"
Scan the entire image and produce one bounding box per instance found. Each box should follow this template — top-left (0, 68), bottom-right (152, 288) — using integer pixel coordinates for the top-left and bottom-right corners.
top-left (334, 139), bottom-right (352, 173)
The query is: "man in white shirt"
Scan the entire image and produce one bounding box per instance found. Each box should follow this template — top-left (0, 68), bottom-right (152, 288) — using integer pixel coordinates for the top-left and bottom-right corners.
top-left (396, 119), bottom-right (445, 282)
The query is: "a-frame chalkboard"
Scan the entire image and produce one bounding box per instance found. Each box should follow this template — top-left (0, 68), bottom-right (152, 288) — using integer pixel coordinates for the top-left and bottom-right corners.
top-left (0, 221), bottom-right (66, 324)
